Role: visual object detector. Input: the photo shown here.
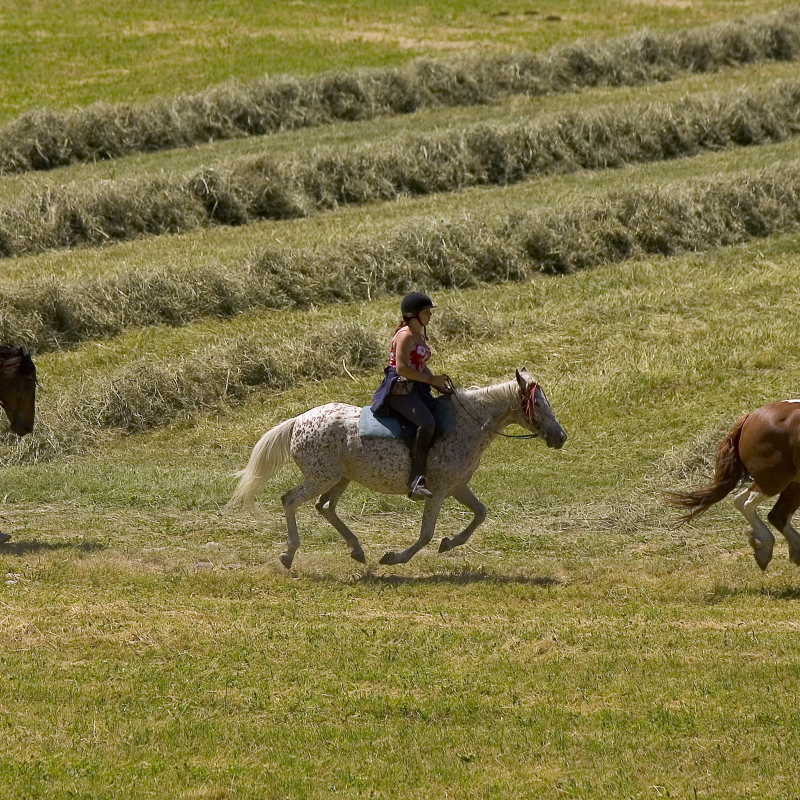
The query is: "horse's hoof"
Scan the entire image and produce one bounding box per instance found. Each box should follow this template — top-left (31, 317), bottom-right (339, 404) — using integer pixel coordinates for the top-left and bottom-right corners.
top-left (350, 548), bottom-right (366, 564)
top-left (278, 552), bottom-right (295, 570)
top-left (438, 538), bottom-right (452, 554)
top-left (0, 532), bottom-right (10, 546)
top-left (789, 548), bottom-right (800, 567)
top-left (379, 551), bottom-right (399, 566)
top-left (752, 546), bottom-right (773, 572)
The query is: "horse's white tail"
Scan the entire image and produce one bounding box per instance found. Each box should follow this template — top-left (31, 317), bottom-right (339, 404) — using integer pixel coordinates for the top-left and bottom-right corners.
top-left (227, 417), bottom-right (296, 511)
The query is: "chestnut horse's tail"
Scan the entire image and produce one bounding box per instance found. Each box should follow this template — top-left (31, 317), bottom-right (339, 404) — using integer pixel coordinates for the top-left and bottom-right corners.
top-left (227, 417), bottom-right (296, 512)
top-left (665, 414), bottom-right (750, 522)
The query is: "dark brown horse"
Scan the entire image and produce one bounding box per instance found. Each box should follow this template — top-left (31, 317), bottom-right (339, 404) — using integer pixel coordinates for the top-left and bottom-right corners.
top-left (0, 345), bottom-right (37, 545)
top-left (667, 400), bottom-right (800, 571)
top-left (0, 345), bottom-right (36, 437)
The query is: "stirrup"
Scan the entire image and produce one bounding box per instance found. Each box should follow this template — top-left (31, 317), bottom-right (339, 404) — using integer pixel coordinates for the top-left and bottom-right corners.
top-left (408, 476), bottom-right (433, 499)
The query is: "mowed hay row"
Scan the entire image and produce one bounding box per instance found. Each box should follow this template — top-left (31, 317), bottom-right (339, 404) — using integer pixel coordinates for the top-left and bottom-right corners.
top-left (1, 8), bottom-right (799, 175)
top-left (0, 310), bottom-right (504, 465)
top-left (6, 158), bottom-right (800, 354)
top-left (4, 79), bottom-right (800, 260)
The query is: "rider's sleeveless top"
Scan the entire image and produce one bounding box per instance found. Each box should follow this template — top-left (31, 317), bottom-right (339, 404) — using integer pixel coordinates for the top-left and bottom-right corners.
top-left (370, 327), bottom-right (434, 414)
top-left (389, 327), bottom-right (431, 371)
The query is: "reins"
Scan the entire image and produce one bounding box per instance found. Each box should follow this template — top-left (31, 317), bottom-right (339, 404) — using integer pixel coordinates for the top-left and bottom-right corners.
top-left (442, 377), bottom-right (542, 440)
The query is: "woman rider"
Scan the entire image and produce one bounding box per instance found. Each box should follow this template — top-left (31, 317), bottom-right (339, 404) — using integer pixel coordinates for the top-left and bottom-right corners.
top-left (371, 292), bottom-right (452, 499)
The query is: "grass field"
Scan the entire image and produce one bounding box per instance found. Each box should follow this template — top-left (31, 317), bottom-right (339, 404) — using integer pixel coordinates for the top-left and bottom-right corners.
top-left (4, 3), bottom-right (800, 798)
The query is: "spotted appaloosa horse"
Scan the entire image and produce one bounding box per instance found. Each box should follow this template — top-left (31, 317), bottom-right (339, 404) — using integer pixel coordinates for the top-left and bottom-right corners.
top-left (228, 369), bottom-right (566, 568)
top-left (667, 399), bottom-right (800, 571)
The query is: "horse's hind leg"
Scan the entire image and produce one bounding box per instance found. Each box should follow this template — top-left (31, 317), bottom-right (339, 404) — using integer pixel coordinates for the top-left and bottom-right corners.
top-left (280, 479), bottom-right (336, 569)
top-left (733, 483), bottom-right (774, 571)
top-left (439, 485), bottom-right (487, 554)
top-left (380, 496), bottom-right (444, 565)
top-left (767, 482), bottom-right (800, 566)
top-left (315, 479), bottom-right (365, 564)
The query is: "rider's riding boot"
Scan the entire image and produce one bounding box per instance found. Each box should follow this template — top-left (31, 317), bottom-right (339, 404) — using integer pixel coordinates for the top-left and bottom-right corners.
top-left (408, 428), bottom-right (433, 499)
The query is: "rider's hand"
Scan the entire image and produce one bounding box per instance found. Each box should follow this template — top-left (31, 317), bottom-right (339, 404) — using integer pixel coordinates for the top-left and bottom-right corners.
top-left (430, 374), bottom-right (452, 393)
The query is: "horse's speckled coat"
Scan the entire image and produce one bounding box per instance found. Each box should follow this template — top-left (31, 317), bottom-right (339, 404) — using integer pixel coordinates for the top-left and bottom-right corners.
top-left (229, 370), bottom-right (567, 567)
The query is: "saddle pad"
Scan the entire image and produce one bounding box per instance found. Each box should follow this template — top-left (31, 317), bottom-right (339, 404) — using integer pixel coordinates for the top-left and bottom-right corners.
top-left (358, 399), bottom-right (456, 440)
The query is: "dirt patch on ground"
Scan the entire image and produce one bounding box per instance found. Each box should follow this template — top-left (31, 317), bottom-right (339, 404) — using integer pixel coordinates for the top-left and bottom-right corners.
top-left (631, 0), bottom-right (693, 7)
top-left (326, 27), bottom-right (511, 52)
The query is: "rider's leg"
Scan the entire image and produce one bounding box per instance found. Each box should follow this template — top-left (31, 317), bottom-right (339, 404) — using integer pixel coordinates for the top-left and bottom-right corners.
top-left (385, 392), bottom-right (436, 496)
top-left (408, 427), bottom-right (434, 497)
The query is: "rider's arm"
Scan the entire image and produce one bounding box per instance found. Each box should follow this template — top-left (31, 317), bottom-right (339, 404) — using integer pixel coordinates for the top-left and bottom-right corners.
top-left (394, 331), bottom-right (450, 391)
top-left (394, 331), bottom-right (430, 382)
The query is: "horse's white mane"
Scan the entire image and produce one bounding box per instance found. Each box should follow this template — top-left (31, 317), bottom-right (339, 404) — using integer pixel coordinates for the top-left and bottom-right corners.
top-left (458, 379), bottom-right (518, 408)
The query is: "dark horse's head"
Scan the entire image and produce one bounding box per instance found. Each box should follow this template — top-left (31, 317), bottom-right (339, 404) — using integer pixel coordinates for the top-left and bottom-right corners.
top-left (0, 345), bottom-right (36, 436)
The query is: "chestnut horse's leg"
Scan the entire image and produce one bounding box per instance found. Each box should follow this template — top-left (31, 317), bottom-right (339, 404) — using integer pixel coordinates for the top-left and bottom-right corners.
top-left (379, 496), bottom-right (445, 565)
top-left (280, 479), bottom-right (337, 569)
top-left (439, 485), bottom-right (487, 554)
top-left (733, 483), bottom-right (775, 571)
top-left (315, 479), bottom-right (366, 564)
top-left (767, 482), bottom-right (800, 566)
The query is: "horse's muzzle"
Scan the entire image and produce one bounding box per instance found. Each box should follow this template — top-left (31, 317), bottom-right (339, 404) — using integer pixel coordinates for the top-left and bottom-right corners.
top-left (10, 418), bottom-right (34, 437)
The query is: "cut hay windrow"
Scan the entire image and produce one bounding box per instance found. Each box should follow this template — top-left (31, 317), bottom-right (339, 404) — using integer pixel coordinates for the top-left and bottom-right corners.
top-left (3, 80), bottom-right (800, 260)
top-left (5, 154), bottom-right (800, 463)
top-left (5, 158), bottom-right (800, 356)
top-left (0, 8), bottom-right (799, 175)
top-left (0, 311), bottom-right (504, 465)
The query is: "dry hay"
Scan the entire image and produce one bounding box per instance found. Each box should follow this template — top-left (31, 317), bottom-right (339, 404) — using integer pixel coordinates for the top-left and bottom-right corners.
top-left (0, 8), bottom-right (797, 174)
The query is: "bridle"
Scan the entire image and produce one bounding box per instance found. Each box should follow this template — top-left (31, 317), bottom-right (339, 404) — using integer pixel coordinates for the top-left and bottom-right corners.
top-left (443, 376), bottom-right (543, 440)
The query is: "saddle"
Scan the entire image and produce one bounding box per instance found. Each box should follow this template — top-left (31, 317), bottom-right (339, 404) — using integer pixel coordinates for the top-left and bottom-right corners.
top-left (358, 397), bottom-right (456, 445)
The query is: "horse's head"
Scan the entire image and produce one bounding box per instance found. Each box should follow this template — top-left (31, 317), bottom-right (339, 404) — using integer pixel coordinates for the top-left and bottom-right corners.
top-left (515, 368), bottom-right (566, 449)
top-left (0, 346), bottom-right (37, 437)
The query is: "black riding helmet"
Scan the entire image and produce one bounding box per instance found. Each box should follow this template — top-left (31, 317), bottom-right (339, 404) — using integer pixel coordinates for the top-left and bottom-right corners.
top-left (400, 292), bottom-right (435, 319)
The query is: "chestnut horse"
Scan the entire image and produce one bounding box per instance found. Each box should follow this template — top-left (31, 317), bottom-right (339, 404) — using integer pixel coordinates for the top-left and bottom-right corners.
top-left (667, 400), bottom-right (800, 571)
top-left (228, 369), bottom-right (566, 568)
top-left (0, 344), bottom-right (37, 545)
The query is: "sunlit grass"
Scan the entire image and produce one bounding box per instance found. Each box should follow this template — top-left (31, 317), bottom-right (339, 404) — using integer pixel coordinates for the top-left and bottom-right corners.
top-left (2, 57), bottom-right (799, 198)
top-left (5, 209), bottom-right (800, 800)
top-left (0, 0), bottom-right (793, 121)
top-left (5, 3), bottom-right (800, 798)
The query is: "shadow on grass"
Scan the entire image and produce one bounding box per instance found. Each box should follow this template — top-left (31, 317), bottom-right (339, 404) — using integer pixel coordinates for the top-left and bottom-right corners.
top-left (357, 572), bottom-right (561, 587)
top-left (0, 539), bottom-right (106, 556)
top-left (304, 568), bottom-right (562, 587)
top-left (706, 584), bottom-right (800, 602)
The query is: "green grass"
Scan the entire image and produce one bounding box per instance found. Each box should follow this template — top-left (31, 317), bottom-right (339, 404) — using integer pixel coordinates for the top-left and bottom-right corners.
top-left (7, 3), bottom-right (800, 798)
top-left (3, 57), bottom-right (800, 203)
top-left (0, 0), bottom-right (793, 121)
top-left (6, 237), bottom-right (800, 796)
top-left (5, 113), bottom-right (800, 289)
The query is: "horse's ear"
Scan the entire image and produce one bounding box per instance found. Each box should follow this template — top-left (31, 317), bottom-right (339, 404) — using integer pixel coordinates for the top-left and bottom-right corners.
top-left (515, 369), bottom-right (527, 391)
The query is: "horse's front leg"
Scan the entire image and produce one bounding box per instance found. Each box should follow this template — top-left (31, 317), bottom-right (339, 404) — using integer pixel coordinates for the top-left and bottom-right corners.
top-left (315, 478), bottom-right (365, 563)
top-left (439, 485), bottom-right (487, 554)
top-left (767, 481), bottom-right (800, 566)
top-left (380, 496), bottom-right (445, 565)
